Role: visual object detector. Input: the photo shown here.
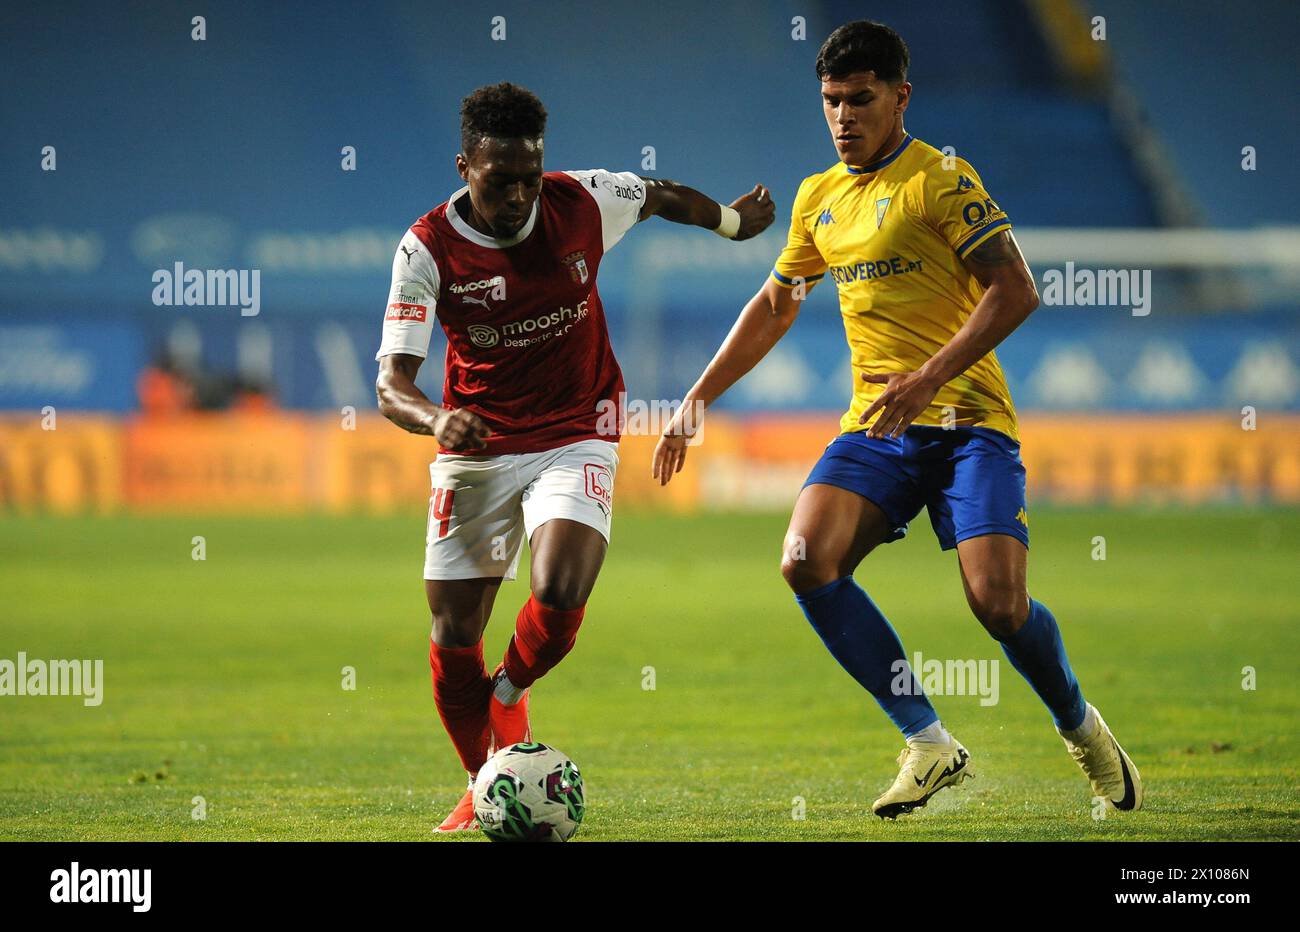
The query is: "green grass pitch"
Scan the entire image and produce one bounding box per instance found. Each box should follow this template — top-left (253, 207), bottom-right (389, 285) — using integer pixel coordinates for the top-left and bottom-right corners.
top-left (1, 508), bottom-right (1296, 840)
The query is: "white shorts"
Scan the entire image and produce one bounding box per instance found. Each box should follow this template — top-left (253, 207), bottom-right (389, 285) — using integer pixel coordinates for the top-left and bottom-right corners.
top-left (423, 438), bottom-right (619, 581)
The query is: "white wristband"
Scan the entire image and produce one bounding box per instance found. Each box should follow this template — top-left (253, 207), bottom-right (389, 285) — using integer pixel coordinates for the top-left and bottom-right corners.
top-left (713, 204), bottom-right (741, 239)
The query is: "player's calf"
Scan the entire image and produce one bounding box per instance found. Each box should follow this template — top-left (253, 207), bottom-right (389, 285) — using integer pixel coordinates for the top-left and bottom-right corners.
top-left (490, 594), bottom-right (583, 753)
top-left (501, 594), bottom-right (584, 690)
top-left (428, 640), bottom-right (493, 769)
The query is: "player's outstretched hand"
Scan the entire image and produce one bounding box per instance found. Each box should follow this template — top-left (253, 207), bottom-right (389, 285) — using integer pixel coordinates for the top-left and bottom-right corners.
top-left (651, 432), bottom-right (687, 486)
top-left (651, 403), bottom-right (703, 486)
top-left (433, 407), bottom-right (489, 452)
top-left (730, 185), bottom-right (776, 241)
top-left (858, 370), bottom-right (942, 439)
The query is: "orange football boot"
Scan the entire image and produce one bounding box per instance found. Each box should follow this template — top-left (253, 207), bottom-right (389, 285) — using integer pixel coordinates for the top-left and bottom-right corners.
top-left (489, 663), bottom-right (532, 749)
top-left (434, 786), bottom-right (477, 833)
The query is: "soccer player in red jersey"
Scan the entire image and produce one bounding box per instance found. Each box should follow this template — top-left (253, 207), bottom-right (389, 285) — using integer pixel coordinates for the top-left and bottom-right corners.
top-left (375, 82), bottom-right (775, 832)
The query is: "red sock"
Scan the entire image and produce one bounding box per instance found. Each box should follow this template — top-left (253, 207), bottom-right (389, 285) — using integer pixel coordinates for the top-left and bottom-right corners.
top-left (428, 639), bottom-right (491, 774)
top-left (502, 595), bottom-right (585, 690)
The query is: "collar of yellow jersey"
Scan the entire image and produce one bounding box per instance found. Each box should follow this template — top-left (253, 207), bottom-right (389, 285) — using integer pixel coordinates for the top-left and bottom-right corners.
top-left (845, 134), bottom-right (914, 175)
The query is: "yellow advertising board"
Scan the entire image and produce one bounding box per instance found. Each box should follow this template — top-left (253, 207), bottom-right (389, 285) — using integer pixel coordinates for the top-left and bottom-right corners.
top-left (122, 414), bottom-right (311, 513)
top-left (1, 412), bottom-right (1296, 514)
top-left (1018, 414), bottom-right (1300, 505)
top-left (691, 413), bottom-right (1300, 509)
top-left (318, 416), bottom-right (442, 514)
top-left (0, 415), bottom-right (122, 514)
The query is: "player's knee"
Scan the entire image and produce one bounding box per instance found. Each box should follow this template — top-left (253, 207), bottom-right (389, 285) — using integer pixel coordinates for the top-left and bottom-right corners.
top-left (967, 583), bottom-right (1029, 639)
top-left (780, 549), bottom-right (838, 594)
top-left (429, 611), bottom-right (482, 649)
top-left (530, 577), bottom-right (588, 612)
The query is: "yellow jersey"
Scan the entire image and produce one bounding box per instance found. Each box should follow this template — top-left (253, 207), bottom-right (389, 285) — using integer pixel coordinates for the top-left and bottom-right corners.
top-left (771, 134), bottom-right (1019, 440)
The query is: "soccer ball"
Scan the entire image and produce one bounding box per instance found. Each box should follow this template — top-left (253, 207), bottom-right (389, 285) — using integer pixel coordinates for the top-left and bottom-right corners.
top-left (472, 742), bottom-right (585, 842)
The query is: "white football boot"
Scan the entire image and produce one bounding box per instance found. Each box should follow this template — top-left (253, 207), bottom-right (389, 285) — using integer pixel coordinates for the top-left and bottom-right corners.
top-left (872, 736), bottom-right (973, 819)
top-left (1059, 703), bottom-right (1143, 811)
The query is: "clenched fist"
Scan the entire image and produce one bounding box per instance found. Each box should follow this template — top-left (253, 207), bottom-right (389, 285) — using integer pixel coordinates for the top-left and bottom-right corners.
top-left (432, 407), bottom-right (490, 451)
top-left (730, 185), bottom-right (776, 241)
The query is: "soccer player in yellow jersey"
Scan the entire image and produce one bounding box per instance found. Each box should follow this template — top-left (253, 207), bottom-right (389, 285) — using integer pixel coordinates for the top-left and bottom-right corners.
top-left (654, 20), bottom-right (1143, 818)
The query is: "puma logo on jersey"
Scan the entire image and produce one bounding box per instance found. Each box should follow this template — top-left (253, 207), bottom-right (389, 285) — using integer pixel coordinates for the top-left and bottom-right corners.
top-left (450, 275), bottom-right (506, 311)
top-left (400, 244), bottom-right (418, 265)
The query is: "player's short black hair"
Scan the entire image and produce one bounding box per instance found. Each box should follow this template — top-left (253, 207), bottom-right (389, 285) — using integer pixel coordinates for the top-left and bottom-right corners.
top-left (459, 82), bottom-right (548, 153)
top-left (815, 21), bottom-right (909, 84)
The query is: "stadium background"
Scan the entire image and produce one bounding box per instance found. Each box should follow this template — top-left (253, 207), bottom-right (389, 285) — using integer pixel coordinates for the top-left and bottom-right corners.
top-left (1, 0), bottom-right (1297, 841)
top-left (3, 0), bottom-right (1298, 512)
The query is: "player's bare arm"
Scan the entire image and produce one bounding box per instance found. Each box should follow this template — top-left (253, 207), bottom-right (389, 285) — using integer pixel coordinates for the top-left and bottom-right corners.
top-left (375, 352), bottom-right (489, 451)
top-left (652, 276), bottom-right (807, 484)
top-left (639, 178), bottom-right (776, 240)
top-left (859, 229), bottom-right (1039, 438)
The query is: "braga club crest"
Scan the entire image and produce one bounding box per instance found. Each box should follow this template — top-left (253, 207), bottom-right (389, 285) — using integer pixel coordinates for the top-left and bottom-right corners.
top-left (563, 250), bottom-right (589, 285)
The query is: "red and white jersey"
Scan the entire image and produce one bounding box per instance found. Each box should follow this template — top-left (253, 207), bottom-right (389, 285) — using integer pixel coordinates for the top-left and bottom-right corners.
top-left (376, 169), bottom-right (645, 455)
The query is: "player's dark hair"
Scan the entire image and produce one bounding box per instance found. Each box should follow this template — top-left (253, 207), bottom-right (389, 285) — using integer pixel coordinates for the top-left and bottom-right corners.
top-left (460, 82), bottom-right (548, 152)
top-left (815, 21), bottom-right (909, 84)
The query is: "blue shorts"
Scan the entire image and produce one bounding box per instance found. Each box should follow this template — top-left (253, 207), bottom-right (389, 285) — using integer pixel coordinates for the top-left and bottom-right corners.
top-left (803, 426), bottom-right (1029, 551)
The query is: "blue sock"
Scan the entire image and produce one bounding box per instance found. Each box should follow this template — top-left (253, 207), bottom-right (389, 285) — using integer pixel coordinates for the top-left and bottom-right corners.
top-left (795, 576), bottom-right (938, 737)
top-left (996, 599), bottom-right (1086, 731)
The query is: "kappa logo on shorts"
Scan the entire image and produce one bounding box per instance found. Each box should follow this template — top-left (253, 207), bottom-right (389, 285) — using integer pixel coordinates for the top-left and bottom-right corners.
top-left (1015, 507), bottom-right (1028, 527)
top-left (583, 463), bottom-right (612, 512)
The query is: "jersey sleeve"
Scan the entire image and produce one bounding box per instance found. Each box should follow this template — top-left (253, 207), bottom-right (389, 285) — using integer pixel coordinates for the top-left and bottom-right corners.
top-left (921, 159), bottom-right (1012, 260)
top-left (770, 176), bottom-right (827, 288)
top-left (564, 169), bottom-right (646, 252)
top-left (375, 230), bottom-right (439, 361)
